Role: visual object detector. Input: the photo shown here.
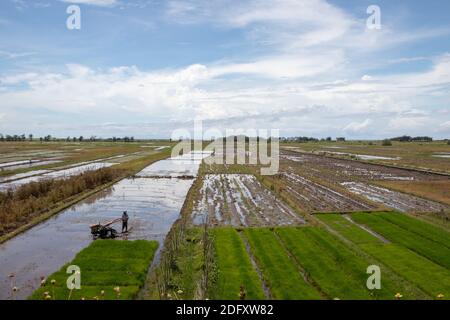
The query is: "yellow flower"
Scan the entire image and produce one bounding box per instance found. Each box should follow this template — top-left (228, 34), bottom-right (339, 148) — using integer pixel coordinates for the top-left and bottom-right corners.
top-left (167, 293), bottom-right (172, 299)
top-left (81, 297), bottom-right (85, 301)
top-left (50, 279), bottom-right (56, 285)
top-left (177, 290), bottom-right (183, 295)
top-left (113, 286), bottom-right (120, 293)
top-left (395, 293), bottom-right (403, 299)
top-left (100, 290), bottom-right (105, 296)
top-left (40, 279), bottom-right (46, 286)
top-left (44, 295), bottom-right (52, 300)
top-left (437, 294), bottom-right (444, 299)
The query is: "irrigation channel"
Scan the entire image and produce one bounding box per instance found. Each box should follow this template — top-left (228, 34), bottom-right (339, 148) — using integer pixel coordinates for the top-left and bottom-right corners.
top-left (0, 151), bottom-right (211, 300)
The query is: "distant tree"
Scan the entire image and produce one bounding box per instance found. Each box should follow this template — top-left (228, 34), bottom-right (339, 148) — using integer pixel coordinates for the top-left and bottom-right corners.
top-left (382, 139), bottom-right (392, 146)
top-left (336, 137), bottom-right (346, 142)
top-left (79, 136), bottom-right (84, 142)
top-left (0, 134), bottom-right (4, 142)
top-left (447, 140), bottom-right (450, 145)
top-left (28, 134), bottom-right (33, 141)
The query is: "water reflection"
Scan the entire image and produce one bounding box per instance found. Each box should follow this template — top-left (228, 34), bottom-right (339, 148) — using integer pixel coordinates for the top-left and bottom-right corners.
top-left (0, 153), bottom-right (202, 299)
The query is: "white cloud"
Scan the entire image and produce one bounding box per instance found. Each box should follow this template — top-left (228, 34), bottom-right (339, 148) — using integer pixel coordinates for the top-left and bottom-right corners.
top-left (343, 119), bottom-right (372, 133)
top-left (439, 121), bottom-right (450, 130)
top-left (210, 51), bottom-right (345, 79)
top-left (60, 0), bottom-right (118, 7)
top-left (1, 0), bottom-right (449, 138)
top-left (388, 116), bottom-right (429, 131)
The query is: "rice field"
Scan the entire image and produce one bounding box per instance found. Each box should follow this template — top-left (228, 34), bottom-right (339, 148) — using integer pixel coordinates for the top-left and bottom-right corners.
top-left (318, 213), bottom-right (450, 298)
top-left (192, 174), bottom-right (304, 226)
top-left (29, 240), bottom-right (158, 300)
top-left (208, 224), bottom-right (444, 300)
top-left (1, 141), bottom-right (449, 301)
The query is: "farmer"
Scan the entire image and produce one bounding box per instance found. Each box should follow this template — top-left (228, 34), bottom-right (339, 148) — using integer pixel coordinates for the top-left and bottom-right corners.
top-left (121, 211), bottom-right (129, 233)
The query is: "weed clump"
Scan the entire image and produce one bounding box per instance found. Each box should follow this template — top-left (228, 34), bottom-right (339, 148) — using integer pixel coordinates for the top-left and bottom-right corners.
top-left (0, 168), bottom-right (126, 237)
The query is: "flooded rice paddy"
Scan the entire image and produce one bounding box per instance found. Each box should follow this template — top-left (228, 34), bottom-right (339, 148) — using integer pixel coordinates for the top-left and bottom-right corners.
top-left (0, 163), bottom-right (116, 191)
top-left (279, 150), bottom-right (450, 212)
top-left (0, 160), bottom-right (62, 171)
top-left (341, 182), bottom-right (448, 212)
top-left (0, 170), bottom-right (53, 183)
top-left (321, 151), bottom-right (401, 161)
top-left (0, 152), bottom-right (204, 299)
top-left (136, 151), bottom-right (211, 178)
top-left (281, 150), bottom-right (444, 182)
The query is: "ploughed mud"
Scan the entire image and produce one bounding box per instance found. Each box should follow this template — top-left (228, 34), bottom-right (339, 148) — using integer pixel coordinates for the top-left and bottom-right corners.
top-left (0, 153), bottom-right (202, 300)
top-left (191, 174), bottom-right (304, 227)
top-left (281, 172), bottom-right (374, 212)
top-left (279, 150), bottom-right (450, 213)
top-left (341, 182), bottom-right (448, 212)
top-left (280, 150), bottom-right (445, 182)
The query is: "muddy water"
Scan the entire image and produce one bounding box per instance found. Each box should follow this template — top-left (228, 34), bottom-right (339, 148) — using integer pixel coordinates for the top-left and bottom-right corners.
top-left (341, 182), bottom-right (448, 212)
top-left (0, 170), bottom-right (53, 183)
top-left (0, 160), bottom-right (62, 171)
top-left (137, 151), bottom-right (211, 177)
top-left (0, 153), bottom-right (204, 300)
top-left (0, 162), bottom-right (116, 191)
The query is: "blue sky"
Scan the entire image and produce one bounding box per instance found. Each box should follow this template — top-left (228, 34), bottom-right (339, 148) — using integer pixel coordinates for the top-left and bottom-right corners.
top-left (0, 0), bottom-right (449, 139)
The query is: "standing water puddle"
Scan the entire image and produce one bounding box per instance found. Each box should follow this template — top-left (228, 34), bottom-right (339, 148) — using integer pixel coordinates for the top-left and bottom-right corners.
top-left (0, 152), bottom-right (211, 299)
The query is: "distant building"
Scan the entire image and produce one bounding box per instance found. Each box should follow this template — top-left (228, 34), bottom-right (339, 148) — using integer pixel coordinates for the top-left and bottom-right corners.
top-left (336, 137), bottom-right (346, 142)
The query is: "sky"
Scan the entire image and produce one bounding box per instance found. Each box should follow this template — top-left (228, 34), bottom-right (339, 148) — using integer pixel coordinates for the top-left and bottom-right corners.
top-left (0, 0), bottom-right (449, 139)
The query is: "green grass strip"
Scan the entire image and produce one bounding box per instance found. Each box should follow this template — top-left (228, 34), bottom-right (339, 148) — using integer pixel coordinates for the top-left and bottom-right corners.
top-left (316, 214), bottom-right (382, 245)
top-left (361, 243), bottom-right (450, 298)
top-left (29, 240), bottom-right (158, 300)
top-left (211, 227), bottom-right (265, 300)
top-left (376, 212), bottom-right (450, 249)
top-left (352, 213), bottom-right (450, 269)
top-left (244, 228), bottom-right (322, 300)
top-left (276, 227), bottom-right (405, 299)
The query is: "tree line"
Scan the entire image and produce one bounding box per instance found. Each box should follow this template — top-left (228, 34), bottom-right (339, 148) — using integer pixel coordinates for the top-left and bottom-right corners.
top-left (0, 134), bottom-right (136, 142)
top-left (389, 135), bottom-right (433, 142)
